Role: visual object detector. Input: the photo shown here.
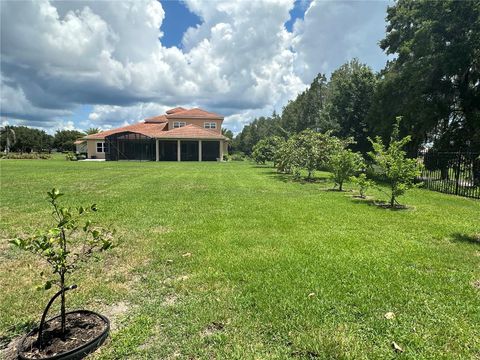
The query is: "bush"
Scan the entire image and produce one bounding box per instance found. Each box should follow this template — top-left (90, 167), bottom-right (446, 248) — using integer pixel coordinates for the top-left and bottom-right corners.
top-left (252, 136), bottom-right (284, 165)
top-left (329, 149), bottom-right (364, 191)
top-left (368, 117), bottom-right (422, 207)
top-left (230, 152), bottom-right (246, 161)
top-left (65, 152), bottom-right (77, 161)
top-left (350, 173), bottom-right (375, 198)
top-left (0, 152), bottom-right (51, 160)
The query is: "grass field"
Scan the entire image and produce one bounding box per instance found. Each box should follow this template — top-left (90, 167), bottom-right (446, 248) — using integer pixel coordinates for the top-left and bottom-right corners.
top-left (0, 158), bottom-right (479, 359)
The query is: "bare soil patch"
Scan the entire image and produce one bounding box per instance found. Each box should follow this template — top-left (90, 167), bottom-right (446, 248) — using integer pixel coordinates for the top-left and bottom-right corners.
top-left (19, 312), bottom-right (106, 359)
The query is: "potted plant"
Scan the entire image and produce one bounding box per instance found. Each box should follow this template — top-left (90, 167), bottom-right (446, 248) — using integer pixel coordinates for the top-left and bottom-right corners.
top-left (10, 188), bottom-right (116, 360)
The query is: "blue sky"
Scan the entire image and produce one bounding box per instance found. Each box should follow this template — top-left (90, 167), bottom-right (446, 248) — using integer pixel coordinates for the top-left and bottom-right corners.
top-left (1, 0), bottom-right (390, 133)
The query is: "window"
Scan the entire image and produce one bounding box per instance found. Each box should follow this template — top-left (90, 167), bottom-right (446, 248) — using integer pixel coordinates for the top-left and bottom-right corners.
top-left (173, 121), bottom-right (186, 128)
top-left (96, 142), bottom-right (107, 153)
top-left (204, 122), bottom-right (217, 129)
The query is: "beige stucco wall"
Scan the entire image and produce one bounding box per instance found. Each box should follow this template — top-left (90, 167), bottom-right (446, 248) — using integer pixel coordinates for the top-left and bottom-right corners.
top-left (86, 139), bottom-right (105, 159)
top-left (168, 118), bottom-right (222, 133)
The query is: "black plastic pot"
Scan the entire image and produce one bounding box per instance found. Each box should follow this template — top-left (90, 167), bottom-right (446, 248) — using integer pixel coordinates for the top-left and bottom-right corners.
top-left (18, 310), bottom-right (109, 360)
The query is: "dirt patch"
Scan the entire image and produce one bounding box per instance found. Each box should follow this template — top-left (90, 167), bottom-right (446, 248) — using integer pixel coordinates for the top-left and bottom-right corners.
top-left (99, 301), bottom-right (131, 332)
top-left (19, 312), bottom-right (107, 359)
top-left (0, 336), bottom-right (22, 360)
top-left (472, 280), bottom-right (480, 290)
top-left (162, 294), bottom-right (178, 307)
top-left (201, 322), bottom-right (224, 338)
top-left (151, 226), bottom-right (172, 235)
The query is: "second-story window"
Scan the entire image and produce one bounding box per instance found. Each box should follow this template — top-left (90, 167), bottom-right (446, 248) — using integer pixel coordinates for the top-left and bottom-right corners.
top-left (173, 121), bottom-right (186, 128)
top-left (204, 122), bottom-right (217, 129)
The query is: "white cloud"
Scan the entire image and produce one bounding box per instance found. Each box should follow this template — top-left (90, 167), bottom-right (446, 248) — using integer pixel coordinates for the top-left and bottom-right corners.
top-left (292, 0), bottom-right (390, 82)
top-left (0, 0), bottom-right (388, 132)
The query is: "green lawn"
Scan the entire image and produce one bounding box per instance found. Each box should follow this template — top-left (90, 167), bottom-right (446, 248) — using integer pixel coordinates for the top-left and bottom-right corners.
top-left (0, 159), bottom-right (479, 359)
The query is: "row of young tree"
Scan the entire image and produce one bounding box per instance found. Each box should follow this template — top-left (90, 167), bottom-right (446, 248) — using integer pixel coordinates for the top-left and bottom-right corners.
top-left (0, 126), bottom-right (101, 153)
top-left (252, 118), bottom-right (422, 208)
top-left (234, 0), bottom-right (480, 157)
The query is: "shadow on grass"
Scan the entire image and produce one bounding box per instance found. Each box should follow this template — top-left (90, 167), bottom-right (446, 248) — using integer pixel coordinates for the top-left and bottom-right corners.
top-left (451, 233), bottom-right (480, 246)
top-left (258, 168), bottom-right (330, 185)
top-left (350, 197), bottom-right (411, 211)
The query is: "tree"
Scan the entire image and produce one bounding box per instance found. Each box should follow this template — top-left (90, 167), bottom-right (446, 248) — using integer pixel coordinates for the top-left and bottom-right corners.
top-left (53, 130), bottom-right (85, 152)
top-left (372, 0), bottom-right (480, 153)
top-left (10, 189), bottom-right (115, 346)
top-left (350, 173), bottom-right (375, 199)
top-left (368, 117), bottom-right (422, 207)
top-left (252, 136), bottom-right (284, 165)
top-left (329, 149), bottom-right (364, 191)
top-left (280, 74), bottom-right (335, 134)
top-left (0, 125), bottom-right (16, 153)
top-left (1, 126), bottom-right (53, 153)
top-left (323, 59), bottom-right (376, 154)
top-left (222, 128), bottom-right (234, 139)
top-left (275, 129), bottom-right (342, 179)
top-left (85, 127), bottom-right (100, 135)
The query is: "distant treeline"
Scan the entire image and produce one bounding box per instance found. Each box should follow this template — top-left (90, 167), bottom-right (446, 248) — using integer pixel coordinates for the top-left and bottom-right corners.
top-left (232, 0), bottom-right (480, 156)
top-left (0, 126), bottom-right (86, 153)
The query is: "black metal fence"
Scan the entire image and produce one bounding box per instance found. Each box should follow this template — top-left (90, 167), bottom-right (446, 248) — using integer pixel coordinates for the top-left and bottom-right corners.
top-left (417, 150), bottom-right (480, 199)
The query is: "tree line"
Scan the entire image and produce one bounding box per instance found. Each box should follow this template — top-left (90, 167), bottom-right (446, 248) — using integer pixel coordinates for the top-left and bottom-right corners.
top-left (0, 127), bottom-right (101, 153)
top-left (233, 0), bottom-right (480, 157)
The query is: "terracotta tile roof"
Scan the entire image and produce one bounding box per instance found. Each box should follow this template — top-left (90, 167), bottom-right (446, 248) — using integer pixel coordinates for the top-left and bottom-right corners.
top-left (144, 115), bottom-right (167, 123)
top-left (166, 107), bottom-right (187, 114)
top-left (83, 122), bottom-right (227, 140)
top-left (74, 139), bottom-right (86, 144)
top-left (83, 122), bottom-right (168, 140)
top-left (166, 108), bottom-right (223, 120)
top-left (156, 124), bottom-right (227, 140)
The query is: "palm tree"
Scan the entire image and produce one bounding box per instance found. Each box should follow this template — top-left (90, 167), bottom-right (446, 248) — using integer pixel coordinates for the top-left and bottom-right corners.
top-left (1, 125), bottom-right (16, 154)
top-left (86, 127), bottom-right (101, 135)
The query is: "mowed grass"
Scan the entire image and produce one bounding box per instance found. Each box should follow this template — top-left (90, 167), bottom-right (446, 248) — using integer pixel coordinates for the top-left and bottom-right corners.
top-left (0, 158), bottom-right (479, 359)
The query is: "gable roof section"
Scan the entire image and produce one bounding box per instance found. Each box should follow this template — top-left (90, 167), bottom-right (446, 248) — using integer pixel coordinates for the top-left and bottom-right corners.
top-left (166, 108), bottom-right (223, 120)
top-left (156, 124), bottom-right (227, 139)
top-left (83, 122), bottom-right (226, 140)
top-left (144, 114), bottom-right (167, 123)
top-left (166, 107), bottom-right (187, 114)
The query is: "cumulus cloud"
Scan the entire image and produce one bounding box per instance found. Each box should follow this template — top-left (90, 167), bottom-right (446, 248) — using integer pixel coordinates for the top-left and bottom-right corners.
top-left (0, 0), bottom-right (389, 132)
top-left (292, 0), bottom-right (390, 82)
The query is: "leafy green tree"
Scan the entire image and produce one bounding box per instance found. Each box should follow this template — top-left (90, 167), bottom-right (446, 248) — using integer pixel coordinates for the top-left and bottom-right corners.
top-left (53, 130), bottom-right (85, 152)
top-left (252, 136), bottom-right (284, 165)
top-left (329, 149), bottom-right (364, 191)
top-left (10, 189), bottom-right (115, 345)
top-left (323, 59), bottom-right (376, 154)
top-left (371, 0), bottom-right (480, 153)
top-left (275, 129), bottom-right (342, 179)
top-left (0, 125), bottom-right (16, 153)
top-left (368, 117), bottom-right (422, 207)
top-left (1, 126), bottom-right (53, 153)
top-left (85, 127), bottom-right (100, 135)
top-left (350, 173), bottom-right (375, 199)
top-left (222, 128), bottom-right (234, 139)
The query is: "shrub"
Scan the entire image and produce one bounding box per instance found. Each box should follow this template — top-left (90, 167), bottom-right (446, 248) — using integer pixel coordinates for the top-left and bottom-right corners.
top-left (252, 136), bottom-right (284, 165)
top-left (0, 152), bottom-right (51, 160)
top-left (65, 152), bottom-right (77, 161)
top-left (230, 152), bottom-right (246, 161)
top-left (368, 117), bottom-right (422, 207)
top-left (275, 129), bottom-right (344, 179)
top-left (10, 189), bottom-right (115, 345)
top-left (329, 149), bottom-right (364, 191)
top-left (350, 173), bottom-right (375, 198)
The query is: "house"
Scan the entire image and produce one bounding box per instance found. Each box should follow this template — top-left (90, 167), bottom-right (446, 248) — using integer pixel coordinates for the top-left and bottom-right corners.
top-left (81, 107), bottom-right (228, 161)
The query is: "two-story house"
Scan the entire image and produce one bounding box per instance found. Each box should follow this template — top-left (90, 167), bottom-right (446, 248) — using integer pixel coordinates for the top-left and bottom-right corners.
top-left (79, 107), bottom-right (228, 161)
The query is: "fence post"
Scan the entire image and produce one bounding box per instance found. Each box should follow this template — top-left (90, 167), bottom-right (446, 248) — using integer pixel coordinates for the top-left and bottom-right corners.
top-left (454, 152), bottom-right (461, 196)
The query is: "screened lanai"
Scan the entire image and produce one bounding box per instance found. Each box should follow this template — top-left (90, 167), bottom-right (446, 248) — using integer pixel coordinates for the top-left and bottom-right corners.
top-left (105, 132), bottom-right (156, 161)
